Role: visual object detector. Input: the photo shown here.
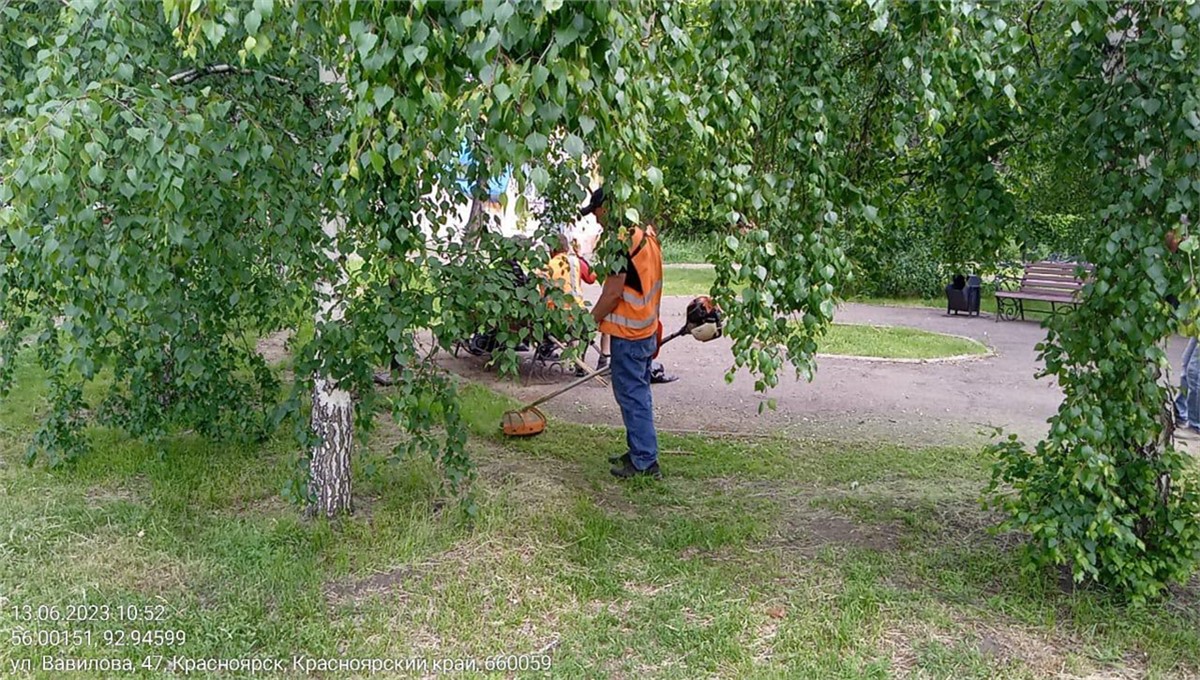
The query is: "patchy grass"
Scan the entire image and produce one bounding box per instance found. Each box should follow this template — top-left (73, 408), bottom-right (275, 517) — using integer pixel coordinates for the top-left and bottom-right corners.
top-left (0, 356), bottom-right (1197, 679)
top-left (821, 324), bottom-right (989, 360)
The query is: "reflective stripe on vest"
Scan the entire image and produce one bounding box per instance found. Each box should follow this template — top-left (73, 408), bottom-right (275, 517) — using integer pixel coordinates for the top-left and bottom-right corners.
top-left (545, 254), bottom-right (582, 307)
top-left (620, 279), bottom-right (662, 307)
top-left (604, 311), bottom-right (658, 330)
top-left (599, 226), bottom-right (663, 340)
top-left (567, 253), bottom-right (580, 290)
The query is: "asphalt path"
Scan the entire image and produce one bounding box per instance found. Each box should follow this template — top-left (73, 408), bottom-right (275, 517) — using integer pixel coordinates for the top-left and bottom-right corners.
top-left (442, 295), bottom-right (1190, 449)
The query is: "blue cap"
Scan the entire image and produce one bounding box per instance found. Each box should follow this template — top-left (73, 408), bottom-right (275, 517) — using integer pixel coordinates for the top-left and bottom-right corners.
top-left (456, 140), bottom-right (512, 201)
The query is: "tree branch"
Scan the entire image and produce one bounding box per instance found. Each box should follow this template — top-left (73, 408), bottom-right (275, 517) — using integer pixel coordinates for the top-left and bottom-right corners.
top-left (837, 36), bottom-right (891, 71)
top-left (1024, 0), bottom-right (1045, 70)
top-left (640, 10), bottom-right (658, 46)
top-left (168, 64), bottom-right (293, 87)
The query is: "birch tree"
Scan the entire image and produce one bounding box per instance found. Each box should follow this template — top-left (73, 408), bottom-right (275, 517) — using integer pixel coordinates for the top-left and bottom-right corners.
top-left (4, 1), bottom-right (1200, 596)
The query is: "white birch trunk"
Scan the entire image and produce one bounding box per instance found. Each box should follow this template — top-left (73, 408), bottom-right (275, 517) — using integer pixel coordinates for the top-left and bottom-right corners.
top-left (308, 272), bottom-right (353, 518)
top-left (306, 65), bottom-right (354, 518)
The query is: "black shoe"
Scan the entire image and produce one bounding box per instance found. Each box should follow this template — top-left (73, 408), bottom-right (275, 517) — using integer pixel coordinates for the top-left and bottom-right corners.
top-left (610, 459), bottom-right (661, 480)
top-left (574, 364), bottom-right (587, 377)
top-left (650, 360), bottom-right (678, 384)
top-left (596, 354), bottom-right (609, 371)
top-left (608, 451), bottom-right (631, 465)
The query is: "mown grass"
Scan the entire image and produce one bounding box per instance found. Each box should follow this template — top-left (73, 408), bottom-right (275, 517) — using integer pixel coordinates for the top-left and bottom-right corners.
top-left (0, 353), bottom-right (1197, 679)
top-left (662, 263), bottom-right (952, 309)
top-left (822, 324), bottom-right (988, 360)
top-left (845, 295), bottom-right (950, 310)
top-left (665, 267), bottom-right (1075, 326)
top-left (842, 293), bottom-right (1084, 324)
top-left (662, 264), bottom-right (718, 297)
top-left (660, 245), bottom-right (1081, 327)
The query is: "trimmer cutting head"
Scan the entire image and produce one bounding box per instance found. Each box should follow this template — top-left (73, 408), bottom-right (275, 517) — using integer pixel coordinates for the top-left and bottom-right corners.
top-left (502, 406), bottom-right (547, 437)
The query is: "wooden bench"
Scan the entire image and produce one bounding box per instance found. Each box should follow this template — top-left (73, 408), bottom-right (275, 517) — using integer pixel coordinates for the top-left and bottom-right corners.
top-left (994, 260), bottom-right (1092, 322)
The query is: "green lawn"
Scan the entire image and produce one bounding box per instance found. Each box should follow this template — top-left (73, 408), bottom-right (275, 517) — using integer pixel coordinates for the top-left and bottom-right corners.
top-left (663, 264), bottom-right (718, 297)
top-left (665, 266), bottom-right (1073, 324)
top-left (822, 324), bottom-right (988, 360)
top-left (664, 263), bottom-right (956, 307)
top-left (661, 236), bottom-right (713, 265)
top-left (844, 295), bottom-right (948, 310)
top-left (0, 351), bottom-right (1197, 678)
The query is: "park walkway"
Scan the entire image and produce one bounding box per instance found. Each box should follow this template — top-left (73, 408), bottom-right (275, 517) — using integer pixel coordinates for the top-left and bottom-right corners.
top-left (444, 298), bottom-right (1191, 449)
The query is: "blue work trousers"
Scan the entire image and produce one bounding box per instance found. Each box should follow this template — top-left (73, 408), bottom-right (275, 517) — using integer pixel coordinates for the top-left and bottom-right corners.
top-left (1176, 338), bottom-right (1199, 427)
top-left (610, 335), bottom-right (659, 470)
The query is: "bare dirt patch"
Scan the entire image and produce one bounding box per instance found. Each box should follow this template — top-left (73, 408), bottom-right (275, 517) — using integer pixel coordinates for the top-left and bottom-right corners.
top-left (1168, 580), bottom-right (1200, 612)
top-left (226, 492), bottom-right (293, 518)
top-left (84, 478), bottom-right (146, 508)
top-left (706, 478), bottom-right (905, 554)
top-left (775, 509), bottom-right (904, 554)
top-left (969, 619), bottom-right (1082, 674)
top-left (879, 605), bottom-right (1158, 680)
top-left (325, 566), bottom-right (412, 605)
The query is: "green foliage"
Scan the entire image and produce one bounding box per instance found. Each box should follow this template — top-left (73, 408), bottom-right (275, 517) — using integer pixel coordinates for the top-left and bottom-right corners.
top-left (1, 0), bottom-right (676, 502)
top-left (3, 0), bottom-right (1200, 598)
top-left (1020, 213), bottom-right (1091, 260)
top-left (856, 246), bottom-right (946, 299)
top-left (656, 187), bottom-right (725, 240)
top-left (303, 0), bottom-right (682, 495)
top-left (0, 0), bottom-right (327, 466)
top-left (840, 191), bottom-right (947, 299)
top-left (987, 3), bottom-right (1200, 601)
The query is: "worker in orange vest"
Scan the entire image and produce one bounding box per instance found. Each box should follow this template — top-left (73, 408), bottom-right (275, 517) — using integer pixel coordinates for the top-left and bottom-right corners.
top-left (542, 236), bottom-right (586, 310)
top-left (585, 188), bottom-right (665, 479)
top-left (534, 235), bottom-right (589, 373)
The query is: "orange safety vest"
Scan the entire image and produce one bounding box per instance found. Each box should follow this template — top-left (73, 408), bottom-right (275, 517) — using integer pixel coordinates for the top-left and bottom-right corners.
top-left (543, 253), bottom-right (583, 309)
top-left (599, 226), bottom-right (663, 341)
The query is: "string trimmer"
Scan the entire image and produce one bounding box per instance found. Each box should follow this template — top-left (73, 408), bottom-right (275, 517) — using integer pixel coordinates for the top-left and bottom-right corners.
top-left (501, 296), bottom-right (723, 437)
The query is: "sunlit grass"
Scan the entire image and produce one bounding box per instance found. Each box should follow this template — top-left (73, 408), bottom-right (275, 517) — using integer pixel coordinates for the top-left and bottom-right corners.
top-left (821, 324), bottom-right (988, 359)
top-left (663, 264), bottom-right (718, 297)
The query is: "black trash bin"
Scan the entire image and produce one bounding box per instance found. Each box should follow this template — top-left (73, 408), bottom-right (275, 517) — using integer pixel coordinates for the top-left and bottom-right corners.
top-left (946, 274), bottom-right (981, 316)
